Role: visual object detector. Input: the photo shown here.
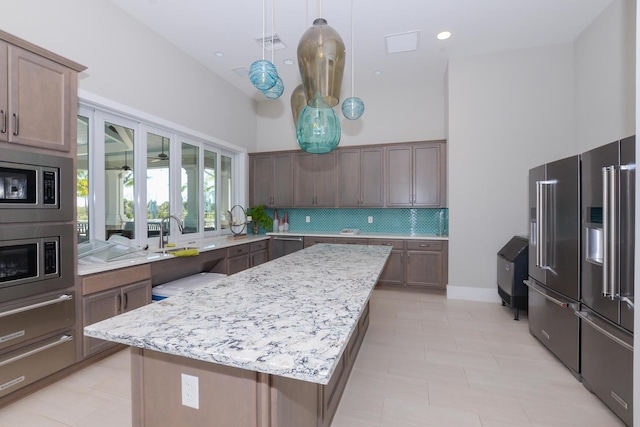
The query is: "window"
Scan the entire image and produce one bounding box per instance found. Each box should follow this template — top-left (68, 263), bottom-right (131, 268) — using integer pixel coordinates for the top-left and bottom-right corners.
top-left (77, 99), bottom-right (244, 248)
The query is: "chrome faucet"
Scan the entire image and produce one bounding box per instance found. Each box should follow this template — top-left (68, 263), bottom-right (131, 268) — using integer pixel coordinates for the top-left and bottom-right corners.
top-left (159, 215), bottom-right (184, 249)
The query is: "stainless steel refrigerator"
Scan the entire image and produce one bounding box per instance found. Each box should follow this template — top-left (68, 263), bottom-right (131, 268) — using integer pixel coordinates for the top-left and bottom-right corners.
top-left (524, 155), bottom-right (581, 378)
top-left (578, 136), bottom-right (634, 426)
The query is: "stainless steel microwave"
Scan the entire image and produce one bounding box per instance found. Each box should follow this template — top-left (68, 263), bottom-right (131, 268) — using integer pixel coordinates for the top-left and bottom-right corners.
top-left (0, 148), bottom-right (73, 223)
top-left (0, 223), bottom-right (74, 303)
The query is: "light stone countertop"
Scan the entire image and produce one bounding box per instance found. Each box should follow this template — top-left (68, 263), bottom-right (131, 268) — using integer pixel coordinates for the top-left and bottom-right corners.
top-left (83, 243), bottom-right (392, 385)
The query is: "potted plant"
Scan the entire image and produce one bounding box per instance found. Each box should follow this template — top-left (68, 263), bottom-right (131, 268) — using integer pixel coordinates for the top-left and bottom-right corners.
top-left (246, 205), bottom-right (272, 234)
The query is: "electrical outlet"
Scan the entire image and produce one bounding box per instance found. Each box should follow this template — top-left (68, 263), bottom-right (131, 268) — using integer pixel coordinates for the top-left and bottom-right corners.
top-left (181, 373), bottom-right (199, 409)
top-left (368, 216), bottom-right (373, 224)
top-left (306, 216), bottom-right (311, 223)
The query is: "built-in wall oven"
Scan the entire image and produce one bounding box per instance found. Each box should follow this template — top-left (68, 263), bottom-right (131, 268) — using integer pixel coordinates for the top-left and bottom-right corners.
top-left (0, 148), bottom-right (75, 402)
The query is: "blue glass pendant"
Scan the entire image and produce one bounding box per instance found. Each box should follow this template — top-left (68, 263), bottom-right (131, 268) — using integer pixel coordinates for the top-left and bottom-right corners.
top-left (342, 97), bottom-right (365, 120)
top-left (262, 77), bottom-right (284, 99)
top-left (296, 97), bottom-right (341, 154)
top-left (249, 60), bottom-right (278, 91)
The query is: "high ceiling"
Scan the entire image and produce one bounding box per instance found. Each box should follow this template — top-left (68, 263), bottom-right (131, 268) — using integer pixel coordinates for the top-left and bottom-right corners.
top-left (109, 0), bottom-right (613, 104)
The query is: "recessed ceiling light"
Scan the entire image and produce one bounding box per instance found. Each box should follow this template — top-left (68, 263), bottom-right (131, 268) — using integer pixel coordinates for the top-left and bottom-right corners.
top-left (283, 59), bottom-right (294, 65)
top-left (437, 31), bottom-right (451, 40)
top-left (374, 70), bottom-right (382, 76)
top-left (215, 51), bottom-right (224, 57)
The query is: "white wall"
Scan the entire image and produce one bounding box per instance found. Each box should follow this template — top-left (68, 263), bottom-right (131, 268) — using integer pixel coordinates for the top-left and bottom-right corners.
top-left (0, 0), bottom-right (257, 151)
top-left (574, 0), bottom-right (636, 152)
top-left (255, 76), bottom-right (446, 152)
top-left (447, 44), bottom-right (576, 299)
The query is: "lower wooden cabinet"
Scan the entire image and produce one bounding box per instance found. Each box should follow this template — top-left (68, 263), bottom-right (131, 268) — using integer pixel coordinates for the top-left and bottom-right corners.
top-left (369, 239), bottom-right (448, 290)
top-left (227, 243), bottom-right (250, 275)
top-left (304, 236), bottom-right (336, 248)
top-left (250, 240), bottom-right (268, 267)
top-left (81, 265), bottom-right (152, 358)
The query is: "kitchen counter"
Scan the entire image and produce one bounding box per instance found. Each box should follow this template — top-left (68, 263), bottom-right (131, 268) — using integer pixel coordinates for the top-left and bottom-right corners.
top-left (268, 230), bottom-right (448, 240)
top-left (84, 243), bottom-right (391, 427)
top-left (83, 243), bottom-right (391, 384)
top-left (77, 234), bottom-right (271, 276)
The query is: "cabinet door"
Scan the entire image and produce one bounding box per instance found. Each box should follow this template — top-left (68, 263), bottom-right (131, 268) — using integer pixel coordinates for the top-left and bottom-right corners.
top-left (228, 254), bottom-right (250, 275)
top-left (378, 250), bottom-right (404, 285)
top-left (386, 146), bottom-right (413, 206)
top-left (251, 249), bottom-right (268, 267)
top-left (121, 281), bottom-right (151, 313)
top-left (82, 289), bottom-right (120, 357)
top-left (294, 153), bottom-right (316, 207)
top-left (360, 148), bottom-right (384, 206)
top-left (0, 41), bottom-right (7, 142)
top-left (251, 155), bottom-right (274, 207)
top-left (272, 153), bottom-right (294, 207)
top-left (406, 250), bottom-right (444, 289)
top-left (314, 152), bottom-right (337, 207)
top-left (414, 144), bottom-right (445, 207)
top-left (8, 45), bottom-right (75, 151)
top-left (337, 150), bottom-right (361, 206)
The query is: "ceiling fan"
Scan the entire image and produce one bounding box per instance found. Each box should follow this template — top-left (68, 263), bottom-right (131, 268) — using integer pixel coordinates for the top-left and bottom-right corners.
top-left (106, 150), bottom-right (132, 171)
top-left (149, 137), bottom-right (169, 163)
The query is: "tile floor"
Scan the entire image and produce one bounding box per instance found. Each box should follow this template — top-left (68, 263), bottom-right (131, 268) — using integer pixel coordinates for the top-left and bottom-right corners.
top-left (0, 288), bottom-right (625, 427)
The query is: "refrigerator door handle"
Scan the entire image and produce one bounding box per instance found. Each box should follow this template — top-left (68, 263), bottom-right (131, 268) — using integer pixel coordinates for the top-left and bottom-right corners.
top-left (602, 166), bottom-right (617, 299)
top-left (575, 311), bottom-right (633, 352)
top-left (535, 180), bottom-right (556, 270)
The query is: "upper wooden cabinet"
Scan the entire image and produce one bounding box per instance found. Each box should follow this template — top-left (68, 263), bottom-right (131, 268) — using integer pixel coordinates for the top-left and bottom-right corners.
top-left (386, 141), bottom-right (446, 207)
top-left (0, 32), bottom-right (85, 152)
top-left (337, 147), bottom-right (384, 207)
top-left (294, 151), bottom-right (337, 207)
top-left (249, 153), bottom-right (294, 207)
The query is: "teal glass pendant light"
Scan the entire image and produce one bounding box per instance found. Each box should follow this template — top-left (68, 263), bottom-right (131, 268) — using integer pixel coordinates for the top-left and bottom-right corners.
top-left (296, 96), bottom-right (341, 154)
top-left (249, 0), bottom-right (279, 91)
top-left (342, 97), bottom-right (364, 120)
top-left (341, 0), bottom-right (364, 120)
top-left (263, 76), bottom-right (284, 99)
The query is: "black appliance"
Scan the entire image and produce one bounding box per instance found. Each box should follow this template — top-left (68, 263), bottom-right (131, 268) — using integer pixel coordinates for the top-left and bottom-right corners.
top-left (497, 236), bottom-right (528, 320)
top-left (271, 235), bottom-right (304, 259)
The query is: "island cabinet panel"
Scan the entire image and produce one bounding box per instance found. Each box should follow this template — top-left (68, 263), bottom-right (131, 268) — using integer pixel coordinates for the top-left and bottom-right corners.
top-left (249, 153), bottom-right (294, 208)
top-left (294, 152), bottom-right (337, 207)
top-left (0, 40), bottom-right (83, 152)
top-left (386, 141), bottom-right (446, 207)
top-left (337, 147), bottom-right (384, 207)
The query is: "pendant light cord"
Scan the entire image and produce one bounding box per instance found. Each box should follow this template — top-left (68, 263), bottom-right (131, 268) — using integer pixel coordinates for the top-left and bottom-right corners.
top-left (261, 0), bottom-right (266, 60)
top-left (271, 0), bottom-right (275, 64)
top-left (350, 0), bottom-right (355, 97)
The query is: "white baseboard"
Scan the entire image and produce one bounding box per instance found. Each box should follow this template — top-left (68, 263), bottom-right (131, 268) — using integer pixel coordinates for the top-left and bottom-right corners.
top-left (447, 285), bottom-right (502, 303)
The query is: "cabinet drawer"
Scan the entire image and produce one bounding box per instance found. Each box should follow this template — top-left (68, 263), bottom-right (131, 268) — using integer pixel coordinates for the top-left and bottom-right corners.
top-left (0, 332), bottom-right (75, 399)
top-left (0, 292), bottom-right (74, 352)
top-left (227, 243), bottom-right (250, 257)
top-left (336, 237), bottom-right (368, 245)
top-left (82, 264), bottom-right (151, 296)
top-left (304, 237), bottom-right (336, 248)
top-left (406, 240), bottom-right (443, 251)
top-left (250, 240), bottom-right (268, 252)
top-left (369, 239), bottom-right (404, 250)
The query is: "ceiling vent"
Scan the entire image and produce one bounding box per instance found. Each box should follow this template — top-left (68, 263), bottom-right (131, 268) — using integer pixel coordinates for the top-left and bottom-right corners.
top-left (255, 34), bottom-right (286, 51)
top-left (385, 31), bottom-right (419, 54)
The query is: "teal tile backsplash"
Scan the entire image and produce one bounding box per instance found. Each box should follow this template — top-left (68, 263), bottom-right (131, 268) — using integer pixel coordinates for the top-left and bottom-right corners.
top-left (263, 208), bottom-right (448, 235)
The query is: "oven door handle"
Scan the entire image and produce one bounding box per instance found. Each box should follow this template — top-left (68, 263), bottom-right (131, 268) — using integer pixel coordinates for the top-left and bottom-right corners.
top-left (0, 294), bottom-right (73, 318)
top-left (0, 335), bottom-right (73, 367)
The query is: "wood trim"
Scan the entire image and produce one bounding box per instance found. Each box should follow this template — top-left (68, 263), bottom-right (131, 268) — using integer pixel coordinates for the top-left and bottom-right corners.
top-left (131, 348), bottom-right (145, 427)
top-left (0, 29), bottom-right (86, 72)
top-left (81, 265), bottom-right (151, 296)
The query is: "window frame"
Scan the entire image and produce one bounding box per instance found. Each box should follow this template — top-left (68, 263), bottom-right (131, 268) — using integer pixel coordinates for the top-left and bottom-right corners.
top-left (78, 95), bottom-right (246, 248)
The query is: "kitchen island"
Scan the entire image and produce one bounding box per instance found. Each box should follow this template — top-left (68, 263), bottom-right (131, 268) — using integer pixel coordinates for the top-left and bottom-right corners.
top-left (84, 243), bottom-right (391, 427)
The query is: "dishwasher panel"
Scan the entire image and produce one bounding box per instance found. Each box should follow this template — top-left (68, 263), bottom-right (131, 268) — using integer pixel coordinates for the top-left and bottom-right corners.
top-left (270, 236), bottom-right (304, 260)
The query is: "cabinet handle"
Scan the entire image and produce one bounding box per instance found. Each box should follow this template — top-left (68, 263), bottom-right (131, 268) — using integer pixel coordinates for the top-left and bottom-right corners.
top-left (123, 292), bottom-right (129, 310)
top-left (0, 335), bottom-right (73, 368)
top-left (419, 244), bottom-right (430, 248)
top-left (0, 294), bottom-right (72, 318)
top-left (12, 113), bottom-right (18, 136)
top-left (0, 110), bottom-right (5, 134)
